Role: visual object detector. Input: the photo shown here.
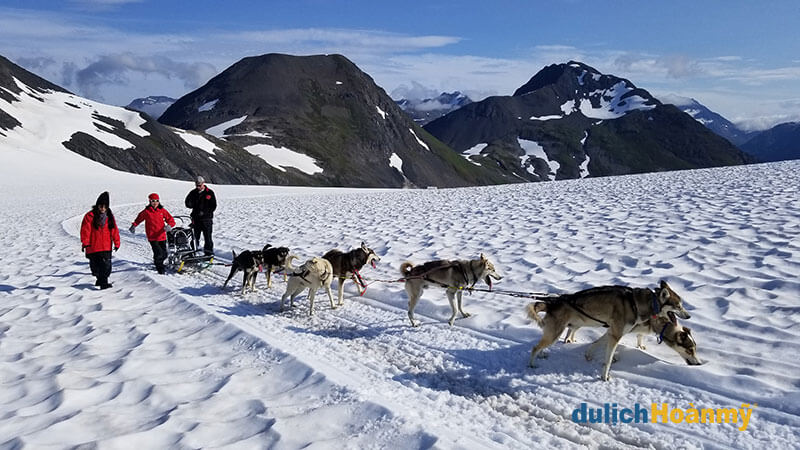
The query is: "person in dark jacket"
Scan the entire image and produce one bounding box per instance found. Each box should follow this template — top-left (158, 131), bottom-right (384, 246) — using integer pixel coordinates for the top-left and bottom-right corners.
top-left (130, 193), bottom-right (176, 274)
top-left (184, 176), bottom-right (217, 256)
top-left (80, 191), bottom-right (121, 289)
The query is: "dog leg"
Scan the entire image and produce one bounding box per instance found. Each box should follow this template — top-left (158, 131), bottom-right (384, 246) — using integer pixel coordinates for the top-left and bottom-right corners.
top-left (267, 269), bottom-right (273, 289)
top-left (336, 277), bottom-right (346, 307)
top-left (529, 321), bottom-right (566, 368)
top-left (585, 333), bottom-right (607, 361)
top-left (456, 290), bottom-right (470, 319)
top-left (636, 334), bottom-right (646, 350)
top-left (290, 284), bottom-right (305, 308)
top-left (325, 282), bottom-right (336, 309)
top-left (564, 327), bottom-right (578, 343)
top-left (587, 333), bottom-right (622, 363)
top-left (406, 284), bottom-right (422, 327)
top-left (601, 329), bottom-right (624, 381)
top-left (446, 289), bottom-right (458, 326)
top-left (308, 284), bottom-right (317, 316)
top-left (223, 267), bottom-right (237, 288)
top-left (280, 290), bottom-right (288, 311)
top-left (249, 273), bottom-right (258, 292)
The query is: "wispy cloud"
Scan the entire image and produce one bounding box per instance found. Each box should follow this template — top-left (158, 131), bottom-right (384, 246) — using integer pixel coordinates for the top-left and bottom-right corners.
top-left (68, 0), bottom-right (144, 11)
top-left (225, 28), bottom-right (461, 53)
top-left (73, 53), bottom-right (216, 101)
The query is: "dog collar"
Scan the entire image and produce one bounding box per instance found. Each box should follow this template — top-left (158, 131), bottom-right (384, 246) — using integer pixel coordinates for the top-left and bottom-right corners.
top-left (651, 289), bottom-right (661, 318)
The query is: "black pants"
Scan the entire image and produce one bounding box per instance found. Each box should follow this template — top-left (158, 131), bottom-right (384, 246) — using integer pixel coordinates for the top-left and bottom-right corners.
top-left (88, 251), bottom-right (112, 286)
top-left (192, 219), bottom-right (214, 256)
top-left (150, 240), bottom-right (167, 273)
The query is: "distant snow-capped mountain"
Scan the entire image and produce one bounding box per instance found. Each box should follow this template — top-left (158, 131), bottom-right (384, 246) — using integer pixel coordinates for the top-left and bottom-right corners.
top-left (126, 95), bottom-right (176, 119)
top-left (424, 61), bottom-right (753, 181)
top-left (395, 91), bottom-right (473, 125)
top-left (659, 94), bottom-right (757, 147)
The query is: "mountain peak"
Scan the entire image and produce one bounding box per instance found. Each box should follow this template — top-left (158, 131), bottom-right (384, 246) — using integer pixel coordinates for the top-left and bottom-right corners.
top-left (512, 61), bottom-right (603, 97)
top-left (126, 96), bottom-right (176, 119)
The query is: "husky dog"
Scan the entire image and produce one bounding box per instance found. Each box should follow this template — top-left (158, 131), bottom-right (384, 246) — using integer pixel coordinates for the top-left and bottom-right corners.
top-left (401, 253), bottom-right (502, 327)
top-left (322, 242), bottom-right (380, 307)
top-left (261, 244), bottom-right (291, 288)
top-left (526, 280), bottom-right (692, 381)
top-left (280, 255), bottom-right (335, 315)
top-left (565, 312), bottom-right (701, 366)
top-left (223, 249), bottom-right (265, 294)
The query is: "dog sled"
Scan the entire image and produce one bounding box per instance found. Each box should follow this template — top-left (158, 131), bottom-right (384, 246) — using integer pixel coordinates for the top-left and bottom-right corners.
top-left (166, 215), bottom-right (213, 273)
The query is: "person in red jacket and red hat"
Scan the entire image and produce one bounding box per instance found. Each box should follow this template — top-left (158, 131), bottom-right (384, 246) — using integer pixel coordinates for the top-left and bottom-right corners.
top-left (80, 191), bottom-right (121, 289)
top-left (130, 193), bottom-right (176, 274)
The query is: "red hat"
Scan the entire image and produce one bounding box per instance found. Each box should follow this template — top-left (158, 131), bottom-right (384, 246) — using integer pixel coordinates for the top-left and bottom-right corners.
top-left (148, 193), bottom-right (160, 200)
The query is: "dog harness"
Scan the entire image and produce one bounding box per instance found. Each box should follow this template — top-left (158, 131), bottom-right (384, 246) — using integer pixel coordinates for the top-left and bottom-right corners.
top-left (657, 322), bottom-right (669, 344)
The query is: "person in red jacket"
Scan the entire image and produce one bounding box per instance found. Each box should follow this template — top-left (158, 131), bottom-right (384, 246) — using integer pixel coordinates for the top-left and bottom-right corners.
top-left (129, 193), bottom-right (176, 274)
top-left (80, 191), bottom-right (121, 289)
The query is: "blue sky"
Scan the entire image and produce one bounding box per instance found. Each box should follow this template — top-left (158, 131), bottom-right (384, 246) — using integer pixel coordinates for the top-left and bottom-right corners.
top-left (1, 0), bottom-right (799, 129)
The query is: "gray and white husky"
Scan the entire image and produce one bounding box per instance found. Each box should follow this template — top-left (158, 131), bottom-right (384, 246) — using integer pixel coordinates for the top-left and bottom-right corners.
top-left (565, 312), bottom-right (701, 366)
top-left (401, 253), bottom-right (502, 327)
top-left (526, 280), bottom-right (692, 381)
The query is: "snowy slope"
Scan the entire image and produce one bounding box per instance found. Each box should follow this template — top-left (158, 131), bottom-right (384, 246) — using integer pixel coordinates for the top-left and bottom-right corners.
top-left (0, 137), bottom-right (799, 447)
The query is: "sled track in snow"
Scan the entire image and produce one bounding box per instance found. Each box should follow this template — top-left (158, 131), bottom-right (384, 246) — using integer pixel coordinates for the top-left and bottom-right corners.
top-left (109, 236), bottom-right (747, 448)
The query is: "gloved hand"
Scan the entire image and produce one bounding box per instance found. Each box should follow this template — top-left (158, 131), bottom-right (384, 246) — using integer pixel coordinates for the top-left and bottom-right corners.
top-left (81, 244), bottom-right (88, 253)
top-left (164, 224), bottom-right (172, 232)
top-left (114, 246), bottom-right (119, 252)
top-left (129, 225), bottom-right (136, 234)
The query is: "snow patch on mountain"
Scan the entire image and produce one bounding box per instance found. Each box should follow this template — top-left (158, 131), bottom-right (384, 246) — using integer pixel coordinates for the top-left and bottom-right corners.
top-left (461, 143), bottom-right (487, 166)
top-left (530, 114), bottom-right (562, 121)
top-left (174, 129), bottom-right (220, 155)
top-left (1, 76), bottom-right (148, 152)
top-left (245, 144), bottom-right (323, 175)
top-left (198, 99), bottom-right (219, 112)
top-left (578, 82), bottom-right (656, 119)
top-left (389, 153), bottom-right (403, 174)
top-left (409, 128), bottom-right (429, 151)
top-left (519, 138), bottom-right (559, 179)
top-left (206, 116), bottom-right (247, 138)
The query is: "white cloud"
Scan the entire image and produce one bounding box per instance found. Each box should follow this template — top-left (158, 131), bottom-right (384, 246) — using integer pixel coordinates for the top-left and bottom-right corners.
top-left (225, 28), bottom-right (460, 53)
top-left (74, 53), bottom-right (216, 101)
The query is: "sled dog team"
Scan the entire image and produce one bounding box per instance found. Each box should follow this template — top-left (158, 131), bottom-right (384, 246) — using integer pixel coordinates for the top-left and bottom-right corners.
top-left (82, 187), bottom-right (699, 381)
top-left (223, 241), bottom-right (700, 381)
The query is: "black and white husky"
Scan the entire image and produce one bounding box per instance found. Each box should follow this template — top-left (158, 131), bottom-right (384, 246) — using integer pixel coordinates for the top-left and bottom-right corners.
top-left (322, 242), bottom-right (380, 307)
top-left (261, 244), bottom-right (291, 288)
top-left (400, 253), bottom-right (502, 327)
top-left (223, 249), bottom-right (265, 294)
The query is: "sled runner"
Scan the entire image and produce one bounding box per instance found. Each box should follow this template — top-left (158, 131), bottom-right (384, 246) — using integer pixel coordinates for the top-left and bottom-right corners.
top-left (166, 216), bottom-right (213, 273)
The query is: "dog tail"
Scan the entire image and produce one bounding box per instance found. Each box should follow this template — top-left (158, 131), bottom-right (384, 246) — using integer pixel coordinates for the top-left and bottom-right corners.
top-left (284, 254), bottom-right (299, 272)
top-left (526, 302), bottom-right (547, 328)
top-left (400, 261), bottom-right (414, 277)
